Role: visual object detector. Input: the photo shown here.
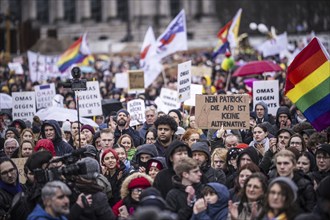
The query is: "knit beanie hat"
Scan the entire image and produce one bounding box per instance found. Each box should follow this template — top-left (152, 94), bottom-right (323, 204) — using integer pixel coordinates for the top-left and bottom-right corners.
top-left (168, 109), bottom-right (182, 122)
top-left (77, 157), bottom-right (100, 180)
top-left (34, 139), bottom-right (56, 156)
top-left (128, 176), bottom-right (152, 190)
top-left (146, 159), bottom-right (164, 173)
top-left (117, 109), bottom-right (130, 117)
top-left (269, 177), bottom-right (298, 202)
top-left (5, 127), bottom-right (20, 139)
top-left (81, 124), bottom-right (95, 135)
top-left (316, 143), bottom-right (330, 156)
top-left (62, 120), bottom-right (71, 132)
top-left (191, 142), bottom-right (210, 159)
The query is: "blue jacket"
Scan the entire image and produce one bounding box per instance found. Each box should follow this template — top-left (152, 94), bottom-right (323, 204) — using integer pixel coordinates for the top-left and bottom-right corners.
top-left (191, 183), bottom-right (229, 220)
top-left (27, 204), bottom-right (67, 220)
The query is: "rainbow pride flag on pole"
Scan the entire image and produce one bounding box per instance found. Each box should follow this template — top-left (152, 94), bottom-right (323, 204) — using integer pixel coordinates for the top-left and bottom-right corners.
top-left (57, 33), bottom-right (91, 73)
top-left (285, 37), bottom-right (330, 131)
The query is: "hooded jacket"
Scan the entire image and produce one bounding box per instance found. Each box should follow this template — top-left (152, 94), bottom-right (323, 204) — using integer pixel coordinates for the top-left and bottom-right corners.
top-left (27, 204), bottom-right (67, 220)
top-left (153, 140), bottom-right (192, 198)
top-left (191, 142), bottom-right (226, 184)
top-left (236, 147), bottom-right (260, 169)
top-left (254, 102), bottom-right (275, 125)
top-left (191, 183), bottom-right (229, 220)
top-left (273, 106), bottom-right (292, 133)
top-left (10, 119), bottom-right (27, 131)
top-left (40, 120), bottom-right (73, 156)
top-left (133, 144), bottom-right (158, 169)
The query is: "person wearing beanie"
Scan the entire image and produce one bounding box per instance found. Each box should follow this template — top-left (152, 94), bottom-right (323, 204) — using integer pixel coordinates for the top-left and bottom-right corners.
top-left (5, 127), bottom-right (20, 140)
top-left (272, 149), bottom-right (316, 213)
top-left (81, 124), bottom-right (95, 145)
top-left (113, 109), bottom-right (144, 148)
top-left (312, 143), bottom-right (330, 184)
top-left (139, 187), bottom-right (168, 210)
top-left (168, 109), bottom-right (182, 126)
top-left (146, 157), bottom-right (166, 179)
top-left (272, 105), bottom-right (294, 134)
top-left (153, 140), bottom-right (192, 199)
top-left (257, 177), bottom-right (299, 220)
top-left (191, 141), bottom-right (226, 185)
top-left (10, 119), bottom-right (27, 134)
top-left (112, 172), bottom-right (153, 218)
top-left (153, 115), bottom-right (178, 157)
top-left (40, 120), bottom-right (73, 156)
top-left (101, 148), bottom-right (128, 207)
top-left (62, 120), bottom-right (72, 143)
top-left (34, 139), bottom-right (56, 156)
top-left (65, 157), bottom-right (115, 220)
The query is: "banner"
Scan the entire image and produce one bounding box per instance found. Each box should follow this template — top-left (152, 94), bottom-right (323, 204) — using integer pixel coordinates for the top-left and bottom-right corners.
top-left (253, 80), bottom-right (279, 116)
top-left (8, 62), bottom-right (24, 75)
top-left (115, 73), bottom-right (128, 88)
top-left (12, 91), bottom-right (36, 122)
top-left (27, 51), bottom-right (61, 82)
top-left (184, 84), bottom-right (203, 106)
top-left (128, 70), bottom-right (145, 94)
top-left (127, 99), bottom-right (146, 126)
top-left (34, 83), bottom-right (56, 110)
top-left (258, 32), bottom-right (288, 57)
top-left (195, 94), bottom-right (249, 129)
top-left (177, 60), bottom-right (191, 102)
top-left (77, 81), bottom-right (103, 117)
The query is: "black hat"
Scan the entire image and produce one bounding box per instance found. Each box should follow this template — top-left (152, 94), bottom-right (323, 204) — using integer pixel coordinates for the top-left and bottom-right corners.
top-left (168, 109), bottom-right (182, 122)
top-left (316, 143), bottom-right (330, 156)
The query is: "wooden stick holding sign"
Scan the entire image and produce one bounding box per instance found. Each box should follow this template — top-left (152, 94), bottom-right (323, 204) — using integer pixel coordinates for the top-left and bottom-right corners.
top-left (195, 94), bottom-right (250, 130)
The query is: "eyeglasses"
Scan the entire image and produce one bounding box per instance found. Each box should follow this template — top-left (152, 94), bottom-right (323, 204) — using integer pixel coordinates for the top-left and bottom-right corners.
top-left (132, 188), bottom-right (143, 194)
top-left (0, 168), bottom-right (16, 176)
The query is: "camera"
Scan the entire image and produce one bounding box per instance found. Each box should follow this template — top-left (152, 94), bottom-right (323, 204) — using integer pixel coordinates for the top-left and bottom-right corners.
top-left (63, 67), bottom-right (87, 91)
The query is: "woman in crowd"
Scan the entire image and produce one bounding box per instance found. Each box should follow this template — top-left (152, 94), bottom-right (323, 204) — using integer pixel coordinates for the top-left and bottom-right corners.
top-left (257, 177), bottom-right (298, 220)
top-left (211, 148), bottom-right (228, 173)
top-left (288, 133), bottom-right (306, 153)
top-left (181, 128), bottom-right (201, 148)
top-left (112, 172), bottom-right (153, 218)
top-left (229, 172), bottom-right (268, 220)
top-left (81, 125), bottom-right (95, 145)
top-left (73, 133), bottom-right (87, 149)
top-left (249, 124), bottom-right (270, 156)
top-left (144, 127), bottom-right (157, 145)
top-left (229, 163), bottom-right (260, 203)
top-left (117, 134), bottom-right (136, 161)
top-left (18, 139), bottom-right (34, 158)
top-left (297, 151), bottom-right (316, 176)
top-left (187, 115), bottom-right (207, 140)
top-left (34, 139), bottom-right (56, 156)
top-left (113, 144), bottom-right (133, 173)
top-left (146, 157), bottom-right (166, 179)
top-left (20, 128), bottom-right (35, 142)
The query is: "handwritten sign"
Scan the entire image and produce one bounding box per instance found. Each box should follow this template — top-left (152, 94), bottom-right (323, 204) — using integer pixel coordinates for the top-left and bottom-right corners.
top-left (191, 65), bottom-right (212, 77)
top-left (34, 83), bottom-right (56, 110)
top-left (155, 88), bottom-right (181, 113)
top-left (12, 91), bottom-right (36, 122)
top-left (12, 158), bottom-right (28, 184)
top-left (177, 61), bottom-right (191, 102)
top-left (77, 81), bottom-right (103, 117)
top-left (195, 94), bottom-right (250, 129)
top-left (128, 70), bottom-right (145, 94)
top-left (127, 99), bottom-right (146, 126)
top-left (253, 80), bottom-right (279, 116)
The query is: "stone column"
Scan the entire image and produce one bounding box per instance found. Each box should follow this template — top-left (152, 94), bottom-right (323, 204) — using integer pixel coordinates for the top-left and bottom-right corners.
top-left (202, 0), bottom-right (216, 16)
top-left (49, 0), bottom-right (65, 24)
top-left (22, 0), bottom-right (37, 22)
top-left (76, 0), bottom-right (91, 22)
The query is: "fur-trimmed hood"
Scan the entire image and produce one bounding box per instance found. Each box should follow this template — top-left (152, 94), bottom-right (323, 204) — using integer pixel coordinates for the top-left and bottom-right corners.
top-left (120, 172), bottom-right (153, 199)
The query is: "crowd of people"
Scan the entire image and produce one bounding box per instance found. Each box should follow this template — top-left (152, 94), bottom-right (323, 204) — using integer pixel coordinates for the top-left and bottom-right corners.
top-left (0, 38), bottom-right (330, 220)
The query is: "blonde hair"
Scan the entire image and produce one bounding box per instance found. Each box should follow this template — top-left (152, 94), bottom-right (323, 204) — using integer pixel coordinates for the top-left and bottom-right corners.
top-left (211, 148), bottom-right (228, 168)
top-left (274, 149), bottom-right (296, 165)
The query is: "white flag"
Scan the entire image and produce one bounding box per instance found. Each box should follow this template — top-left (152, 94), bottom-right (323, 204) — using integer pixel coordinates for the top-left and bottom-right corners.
top-left (258, 32), bottom-right (288, 57)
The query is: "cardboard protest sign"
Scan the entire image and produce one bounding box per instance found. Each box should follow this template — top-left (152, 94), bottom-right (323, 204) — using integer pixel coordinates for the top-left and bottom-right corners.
top-left (191, 65), bottom-right (212, 77)
top-left (127, 99), bottom-right (146, 126)
top-left (12, 91), bottom-right (36, 122)
top-left (195, 94), bottom-right (250, 129)
top-left (34, 83), bottom-right (56, 110)
top-left (115, 73), bottom-right (128, 88)
top-left (128, 70), bottom-right (145, 94)
top-left (12, 158), bottom-right (28, 184)
top-left (177, 60), bottom-right (191, 102)
top-left (253, 80), bottom-right (279, 116)
top-left (184, 84), bottom-right (203, 106)
top-left (77, 81), bottom-right (103, 117)
top-left (155, 88), bottom-right (181, 113)
top-left (8, 62), bottom-right (24, 75)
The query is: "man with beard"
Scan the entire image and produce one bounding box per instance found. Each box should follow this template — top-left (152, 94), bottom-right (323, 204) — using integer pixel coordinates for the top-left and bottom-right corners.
top-left (114, 109), bottom-right (144, 147)
top-left (27, 181), bottom-right (71, 220)
top-left (153, 115), bottom-right (178, 157)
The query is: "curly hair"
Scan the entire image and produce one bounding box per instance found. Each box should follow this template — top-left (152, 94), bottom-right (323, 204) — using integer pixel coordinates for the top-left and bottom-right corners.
top-left (154, 115), bottom-right (178, 132)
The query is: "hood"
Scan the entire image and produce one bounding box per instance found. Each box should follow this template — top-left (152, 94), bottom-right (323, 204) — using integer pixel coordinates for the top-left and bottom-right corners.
top-left (40, 120), bottom-right (62, 142)
top-left (120, 172), bottom-right (153, 199)
top-left (191, 142), bottom-right (210, 165)
top-left (237, 147), bottom-right (259, 168)
top-left (207, 182), bottom-right (229, 211)
top-left (165, 140), bottom-right (192, 168)
top-left (255, 101), bottom-right (269, 120)
top-left (136, 144), bottom-right (158, 159)
top-left (275, 106), bottom-right (291, 124)
top-left (10, 119), bottom-right (27, 130)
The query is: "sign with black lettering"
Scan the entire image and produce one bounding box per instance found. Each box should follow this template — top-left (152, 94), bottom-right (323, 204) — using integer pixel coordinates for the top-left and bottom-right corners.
top-left (177, 60), bottom-right (191, 102)
top-left (128, 99), bottom-right (146, 126)
top-left (128, 70), bottom-right (145, 94)
top-left (77, 81), bottom-right (103, 117)
top-left (154, 88), bottom-right (181, 113)
top-left (12, 91), bottom-right (36, 122)
top-left (253, 80), bottom-right (279, 116)
top-left (34, 83), bottom-right (56, 110)
top-left (195, 94), bottom-right (250, 129)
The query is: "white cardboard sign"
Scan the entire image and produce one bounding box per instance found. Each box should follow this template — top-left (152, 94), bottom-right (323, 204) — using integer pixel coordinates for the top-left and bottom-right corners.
top-left (12, 92), bottom-right (36, 122)
top-left (253, 80), bottom-right (279, 116)
top-left (177, 60), bottom-right (191, 102)
top-left (34, 83), bottom-right (56, 110)
top-left (127, 99), bottom-right (146, 126)
top-left (77, 81), bottom-right (103, 117)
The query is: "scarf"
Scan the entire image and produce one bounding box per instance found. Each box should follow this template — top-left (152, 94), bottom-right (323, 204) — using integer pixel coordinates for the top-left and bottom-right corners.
top-left (266, 211), bottom-right (287, 220)
top-left (0, 179), bottom-right (22, 196)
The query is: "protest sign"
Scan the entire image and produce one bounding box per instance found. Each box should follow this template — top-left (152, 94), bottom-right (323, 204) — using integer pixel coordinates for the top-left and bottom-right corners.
top-left (8, 62), bottom-right (24, 75)
top-left (77, 81), bottom-right (103, 117)
top-left (128, 70), bottom-right (145, 94)
top-left (12, 91), bottom-right (36, 122)
top-left (184, 84), bottom-right (203, 106)
top-left (195, 94), bottom-right (249, 129)
top-left (177, 60), bottom-right (191, 102)
top-left (155, 88), bottom-right (180, 113)
top-left (34, 83), bottom-right (56, 110)
top-left (253, 80), bottom-right (279, 116)
top-left (27, 51), bottom-right (62, 82)
top-left (127, 99), bottom-right (146, 126)
top-left (115, 73), bottom-right (128, 88)
top-left (12, 158), bottom-right (28, 184)
top-left (191, 65), bottom-right (212, 77)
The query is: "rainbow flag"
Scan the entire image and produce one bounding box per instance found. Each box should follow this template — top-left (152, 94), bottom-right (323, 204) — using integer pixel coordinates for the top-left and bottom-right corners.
top-left (285, 37), bottom-right (330, 131)
top-left (57, 33), bottom-right (91, 73)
